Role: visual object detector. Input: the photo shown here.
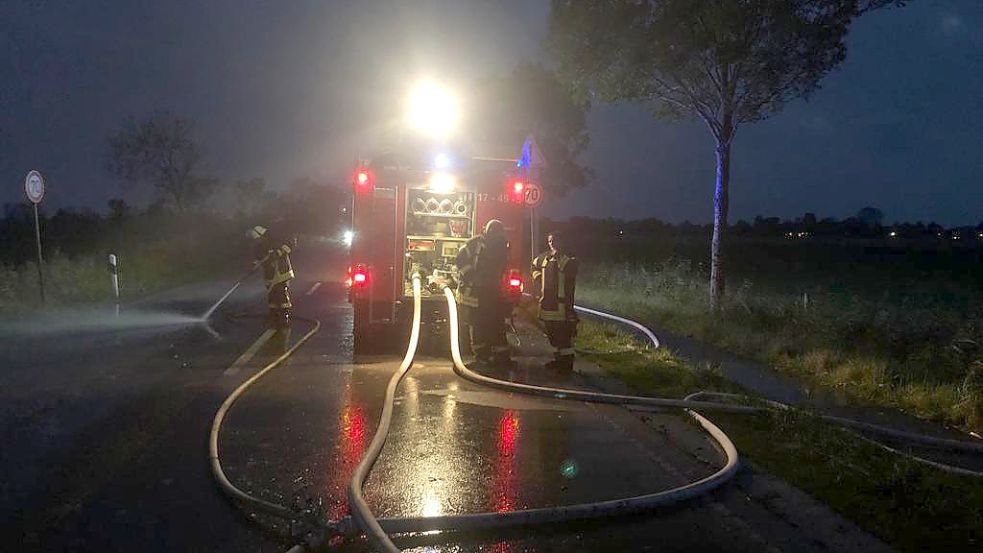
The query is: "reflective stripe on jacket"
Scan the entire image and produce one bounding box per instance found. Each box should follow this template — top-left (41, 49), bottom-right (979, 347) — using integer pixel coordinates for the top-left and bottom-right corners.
top-left (532, 252), bottom-right (578, 321)
top-left (258, 242), bottom-right (295, 288)
top-left (455, 237), bottom-right (482, 307)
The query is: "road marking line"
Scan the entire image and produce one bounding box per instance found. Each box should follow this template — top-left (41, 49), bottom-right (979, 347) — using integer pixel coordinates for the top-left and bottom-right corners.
top-left (305, 281), bottom-right (322, 296)
top-left (224, 329), bottom-right (276, 376)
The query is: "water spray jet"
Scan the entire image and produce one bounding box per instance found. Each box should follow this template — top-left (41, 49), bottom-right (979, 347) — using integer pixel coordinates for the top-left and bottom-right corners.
top-left (201, 265), bottom-right (261, 321)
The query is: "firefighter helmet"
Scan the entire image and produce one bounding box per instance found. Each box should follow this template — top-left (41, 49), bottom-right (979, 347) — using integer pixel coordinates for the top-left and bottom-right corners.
top-left (484, 219), bottom-right (504, 237)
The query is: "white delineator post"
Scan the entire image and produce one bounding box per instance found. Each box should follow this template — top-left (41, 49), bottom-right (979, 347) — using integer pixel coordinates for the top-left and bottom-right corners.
top-left (108, 253), bottom-right (120, 316)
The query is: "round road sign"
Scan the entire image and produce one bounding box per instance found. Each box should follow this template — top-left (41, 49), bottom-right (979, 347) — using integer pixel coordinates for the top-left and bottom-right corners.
top-left (524, 182), bottom-right (543, 208)
top-left (25, 170), bottom-right (45, 204)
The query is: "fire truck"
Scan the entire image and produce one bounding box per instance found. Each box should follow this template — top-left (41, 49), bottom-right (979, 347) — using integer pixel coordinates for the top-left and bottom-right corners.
top-left (347, 148), bottom-right (531, 354)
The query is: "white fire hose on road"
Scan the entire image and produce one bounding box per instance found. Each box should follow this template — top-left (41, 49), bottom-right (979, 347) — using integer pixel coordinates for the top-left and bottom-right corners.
top-left (346, 275), bottom-right (425, 553)
top-left (213, 278), bottom-right (980, 553)
top-left (347, 290), bottom-right (983, 551)
top-left (209, 315), bottom-right (322, 518)
top-left (570, 307), bottom-right (983, 462)
top-left (344, 289), bottom-right (751, 552)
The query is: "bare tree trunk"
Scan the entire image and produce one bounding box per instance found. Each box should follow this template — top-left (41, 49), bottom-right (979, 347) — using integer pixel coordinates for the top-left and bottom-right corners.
top-left (710, 138), bottom-right (730, 311)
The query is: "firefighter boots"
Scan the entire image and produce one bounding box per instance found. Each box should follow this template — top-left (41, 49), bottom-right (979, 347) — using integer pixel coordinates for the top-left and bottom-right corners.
top-left (268, 308), bottom-right (291, 330)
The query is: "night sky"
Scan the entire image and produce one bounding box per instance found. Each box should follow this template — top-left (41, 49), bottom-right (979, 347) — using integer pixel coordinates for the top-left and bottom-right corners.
top-left (2, 0), bottom-right (981, 225)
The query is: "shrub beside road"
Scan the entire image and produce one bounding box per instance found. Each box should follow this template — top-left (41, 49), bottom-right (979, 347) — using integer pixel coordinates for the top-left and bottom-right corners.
top-left (0, 180), bottom-right (348, 314)
top-left (0, 216), bottom-right (243, 313)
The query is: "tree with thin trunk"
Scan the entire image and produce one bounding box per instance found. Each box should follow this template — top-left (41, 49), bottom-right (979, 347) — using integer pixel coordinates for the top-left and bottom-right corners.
top-left (547, 0), bottom-right (906, 310)
top-left (107, 112), bottom-right (214, 212)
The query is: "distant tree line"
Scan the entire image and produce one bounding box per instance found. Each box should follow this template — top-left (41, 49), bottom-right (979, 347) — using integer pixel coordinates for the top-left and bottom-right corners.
top-left (544, 208), bottom-right (983, 243)
top-left (0, 180), bottom-right (349, 268)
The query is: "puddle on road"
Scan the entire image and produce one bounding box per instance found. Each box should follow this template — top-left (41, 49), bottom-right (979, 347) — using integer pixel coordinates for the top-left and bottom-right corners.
top-left (417, 388), bottom-right (583, 412)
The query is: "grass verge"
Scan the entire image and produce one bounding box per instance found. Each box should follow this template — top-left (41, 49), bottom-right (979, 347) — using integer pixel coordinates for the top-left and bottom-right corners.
top-left (578, 260), bottom-right (983, 432)
top-left (0, 232), bottom-right (243, 314)
top-left (576, 319), bottom-right (983, 553)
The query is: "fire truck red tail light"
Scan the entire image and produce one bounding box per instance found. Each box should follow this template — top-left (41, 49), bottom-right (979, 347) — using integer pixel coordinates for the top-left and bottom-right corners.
top-left (354, 169), bottom-right (372, 192)
top-left (508, 270), bottom-right (523, 291)
top-left (350, 265), bottom-right (369, 288)
top-left (508, 179), bottom-right (525, 204)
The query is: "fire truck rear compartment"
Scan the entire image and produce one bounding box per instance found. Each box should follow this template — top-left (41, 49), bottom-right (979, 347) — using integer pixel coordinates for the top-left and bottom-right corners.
top-left (403, 186), bottom-right (475, 297)
top-left (351, 160), bottom-right (527, 356)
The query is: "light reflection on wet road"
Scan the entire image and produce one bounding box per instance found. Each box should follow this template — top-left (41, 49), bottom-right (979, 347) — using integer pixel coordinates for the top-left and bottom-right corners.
top-left (0, 248), bottom-right (814, 552)
top-left (221, 254), bottom-right (890, 553)
top-left (219, 281), bottom-right (734, 551)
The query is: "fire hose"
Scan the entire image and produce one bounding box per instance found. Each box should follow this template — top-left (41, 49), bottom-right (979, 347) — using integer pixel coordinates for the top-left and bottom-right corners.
top-left (345, 287), bottom-right (751, 552)
top-left (346, 289), bottom-right (983, 552)
top-left (570, 307), bottom-right (983, 466)
top-left (208, 313), bottom-right (322, 518)
top-left (201, 264), bottom-right (262, 321)
top-left (345, 275), bottom-right (425, 552)
top-left (205, 267), bottom-right (335, 550)
top-left (208, 274), bottom-right (744, 552)
top-left (210, 275), bottom-right (981, 553)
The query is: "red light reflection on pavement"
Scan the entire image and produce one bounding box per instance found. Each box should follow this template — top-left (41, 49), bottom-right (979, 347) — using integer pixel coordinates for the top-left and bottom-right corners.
top-left (328, 384), bottom-right (366, 520)
top-left (492, 410), bottom-right (520, 513)
top-left (487, 409), bottom-right (521, 552)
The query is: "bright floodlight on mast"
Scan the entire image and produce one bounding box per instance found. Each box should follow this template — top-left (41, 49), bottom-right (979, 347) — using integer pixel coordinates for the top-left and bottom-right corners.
top-left (405, 80), bottom-right (460, 139)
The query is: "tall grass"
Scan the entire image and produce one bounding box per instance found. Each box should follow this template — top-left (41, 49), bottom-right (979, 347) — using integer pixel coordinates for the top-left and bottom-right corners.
top-left (0, 219), bottom-right (244, 313)
top-left (578, 258), bottom-right (983, 431)
top-left (575, 318), bottom-right (983, 553)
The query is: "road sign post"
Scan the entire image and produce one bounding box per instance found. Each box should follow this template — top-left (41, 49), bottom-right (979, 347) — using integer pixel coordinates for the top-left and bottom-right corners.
top-left (524, 181), bottom-right (544, 257)
top-left (25, 171), bottom-right (46, 303)
top-left (529, 208), bottom-right (536, 259)
top-left (109, 253), bottom-right (120, 316)
top-left (519, 136), bottom-right (547, 258)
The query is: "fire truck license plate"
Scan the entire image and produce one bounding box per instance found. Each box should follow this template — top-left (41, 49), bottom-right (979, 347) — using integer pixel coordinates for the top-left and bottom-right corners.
top-left (477, 193), bottom-right (510, 203)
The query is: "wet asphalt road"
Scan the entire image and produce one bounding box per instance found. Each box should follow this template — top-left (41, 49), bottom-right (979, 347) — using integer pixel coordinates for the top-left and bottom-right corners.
top-left (1, 248), bottom-right (888, 552)
top-left (0, 277), bottom-right (286, 551)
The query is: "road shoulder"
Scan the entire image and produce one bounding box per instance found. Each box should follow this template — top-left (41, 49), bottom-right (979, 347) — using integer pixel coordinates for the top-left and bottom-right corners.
top-left (512, 317), bottom-right (893, 553)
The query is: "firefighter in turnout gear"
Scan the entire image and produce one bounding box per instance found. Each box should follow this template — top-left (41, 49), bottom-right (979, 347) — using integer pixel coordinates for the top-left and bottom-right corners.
top-left (455, 219), bottom-right (515, 368)
top-left (532, 231), bottom-right (579, 371)
top-left (249, 225), bottom-right (297, 330)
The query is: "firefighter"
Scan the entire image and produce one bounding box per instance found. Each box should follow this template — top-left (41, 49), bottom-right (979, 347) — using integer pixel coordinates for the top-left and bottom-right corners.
top-left (455, 219), bottom-right (515, 368)
top-left (249, 225), bottom-right (297, 330)
top-left (531, 231), bottom-right (579, 371)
